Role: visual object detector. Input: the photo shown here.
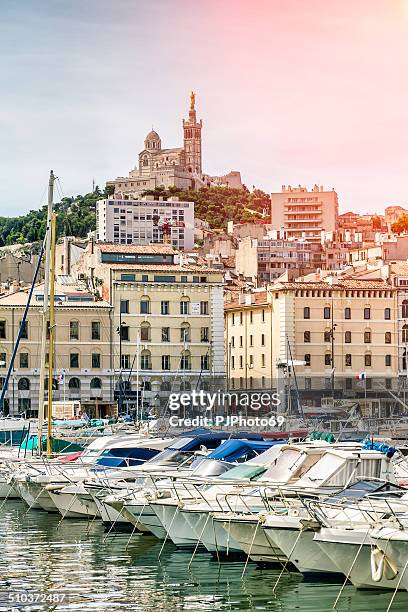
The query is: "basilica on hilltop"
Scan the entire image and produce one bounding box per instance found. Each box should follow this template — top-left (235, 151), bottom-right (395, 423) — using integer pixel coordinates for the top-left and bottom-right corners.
top-left (108, 93), bottom-right (242, 198)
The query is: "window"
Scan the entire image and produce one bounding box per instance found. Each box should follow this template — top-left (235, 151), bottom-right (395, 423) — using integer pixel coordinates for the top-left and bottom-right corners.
top-left (250, 311), bottom-right (253, 324)
top-left (20, 320), bottom-right (28, 339)
top-left (304, 353), bottom-right (311, 366)
top-left (162, 327), bottom-right (170, 342)
top-left (364, 331), bottom-right (371, 343)
top-left (90, 377), bottom-right (102, 389)
top-left (231, 356), bottom-right (235, 369)
top-left (142, 275), bottom-right (148, 282)
top-left (249, 334), bottom-right (253, 347)
top-left (365, 353), bottom-right (372, 367)
top-left (0, 321), bottom-right (6, 339)
top-left (91, 353), bottom-right (101, 368)
top-left (324, 307), bottom-right (331, 319)
top-left (364, 307), bottom-right (371, 320)
top-left (385, 332), bottom-right (391, 344)
top-left (345, 331), bottom-right (351, 343)
top-left (0, 353), bottom-right (6, 368)
top-left (345, 378), bottom-right (352, 390)
top-left (180, 298), bottom-right (189, 315)
top-left (239, 336), bottom-right (243, 347)
top-left (239, 312), bottom-right (243, 325)
top-left (305, 378), bottom-right (312, 390)
top-left (345, 353), bottom-right (352, 367)
top-left (70, 320), bottom-right (79, 340)
top-left (249, 354), bottom-right (254, 367)
top-left (385, 354), bottom-right (392, 367)
top-left (19, 353), bottom-right (29, 368)
top-left (239, 355), bottom-right (243, 368)
top-left (91, 321), bottom-right (100, 340)
top-left (232, 313), bottom-right (235, 325)
top-left (345, 307), bottom-right (351, 320)
top-left (324, 330), bottom-right (331, 342)
top-left (120, 325), bottom-right (129, 341)
top-left (140, 322), bottom-right (150, 342)
top-left (403, 300), bottom-right (408, 318)
top-left (262, 309), bottom-right (265, 323)
top-left (162, 355), bottom-right (170, 370)
top-left (121, 354), bottom-right (130, 369)
top-left (201, 327), bottom-right (209, 342)
top-left (261, 354), bottom-right (265, 367)
top-left (261, 334), bottom-right (265, 346)
top-left (180, 323), bottom-right (190, 342)
top-left (325, 353), bottom-right (332, 366)
top-left (70, 353), bottom-right (79, 368)
top-left (385, 378), bottom-right (392, 389)
top-left (120, 300), bottom-right (129, 314)
top-left (403, 324), bottom-right (408, 343)
top-left (304, 331), bottom-right (311, 343)
top-left (68, 377), bottom-right (80, 389)
top-left (18, 377), bottom-right (30, 391)
top-left (140, 297), bottom-right (150, 314)
top-left (201, 355), bottom-right (209, 370)
top-left (304, 307), bottom-right (310, 319)
top-left (384, 308), bottom-right (391, 320)
top-left (180, 350), bottom-right (191, 370)
top-left (141, 350), bottom-right (151, 370)
top-left (200, 301), bottom-right (209, 315)
top-left (161, 301), bottom-right (170, 315)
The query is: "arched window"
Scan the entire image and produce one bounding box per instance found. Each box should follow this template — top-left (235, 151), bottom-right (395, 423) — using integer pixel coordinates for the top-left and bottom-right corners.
top-left (403, 324), bottom-right (408, 343)
top-left (140, 296), bottom-right (150, 315)
top-left (141, 380), bottom-right (151, 391)
top-left (161, 381), bottom-right (171, 392)
top-left (180, 322), bottom-right (190, 342)
top-left (90, 377), bottom-right (102, 389)
top-left (180, 350), bottom-right (191, 370)
top-left (142, 156), bottom-right (148, 167)
top-left (180, 297), bottom-right (190, 315)
top-left (44, 377), bottom-right (59, 390)
top-left (140, 322), bottom-right (151, 342)
top-left (141, 350), bottom-right (151, 370)
top-left (180, 380), bottom-right (191, 391)
top-left (68, 377), bottom-right (81, 389)
top-left (18, 377), bottom-right (30, 391)
top-left (403, 300), bottom-right (408, 319)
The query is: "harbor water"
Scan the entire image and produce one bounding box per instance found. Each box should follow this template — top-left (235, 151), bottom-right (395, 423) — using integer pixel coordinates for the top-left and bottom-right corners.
top-left (0, 501), bottom-right (408, 611)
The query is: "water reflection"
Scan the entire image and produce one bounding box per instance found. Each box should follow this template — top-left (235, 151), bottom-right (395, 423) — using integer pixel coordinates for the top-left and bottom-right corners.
top-left (0, 501), bottom-right (407, 611)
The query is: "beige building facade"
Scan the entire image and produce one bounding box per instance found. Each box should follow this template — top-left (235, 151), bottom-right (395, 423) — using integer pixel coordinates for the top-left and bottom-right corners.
top-left (0, 282), bottom-right (113, 416)
top-left (225, 278), bottom-right (399, 412)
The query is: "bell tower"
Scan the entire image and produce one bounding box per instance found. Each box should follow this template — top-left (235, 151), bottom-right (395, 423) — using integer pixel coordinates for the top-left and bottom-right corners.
top-left (183, 91), bottom-right (203, 174)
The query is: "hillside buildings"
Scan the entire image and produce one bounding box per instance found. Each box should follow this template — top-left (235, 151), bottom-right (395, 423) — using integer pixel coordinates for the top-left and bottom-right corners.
top-left (271, 184), bottom-right (338, 241)
top-left (96, 196), bottom-right (194, 250)
top-left (107, 93), bottom-right (242, 199)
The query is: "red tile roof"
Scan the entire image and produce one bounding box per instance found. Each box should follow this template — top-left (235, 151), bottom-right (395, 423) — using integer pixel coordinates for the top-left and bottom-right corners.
top-left (98, 243), bottom-right (174, 254)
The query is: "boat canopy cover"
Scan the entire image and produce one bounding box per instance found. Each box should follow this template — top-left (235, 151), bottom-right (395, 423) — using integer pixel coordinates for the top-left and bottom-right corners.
top-left (95, 446), bottom-right (160, 467)
top-left (178, 429), bottom-right (264, 441)
top-left (205, 439), bottom-right (275, 462)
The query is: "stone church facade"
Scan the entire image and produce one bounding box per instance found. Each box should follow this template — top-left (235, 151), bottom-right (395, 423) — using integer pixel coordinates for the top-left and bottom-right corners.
top-left (108, 93), bottom-right (242, 198)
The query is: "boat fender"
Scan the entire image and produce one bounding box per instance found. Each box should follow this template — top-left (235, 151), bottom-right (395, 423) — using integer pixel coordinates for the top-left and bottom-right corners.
top-left (371, 547), bottom-right (398, 582)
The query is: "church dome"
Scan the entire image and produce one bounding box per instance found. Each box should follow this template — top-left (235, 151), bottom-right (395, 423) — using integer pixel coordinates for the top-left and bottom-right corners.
top-left (144, 129), bottom-right (161, 150)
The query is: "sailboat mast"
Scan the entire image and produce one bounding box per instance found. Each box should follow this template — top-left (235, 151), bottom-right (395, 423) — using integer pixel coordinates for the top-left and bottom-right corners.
top-left (47, 212), bottom-right (57, 458)
top-left (37, 171), bottom-right (55, 454)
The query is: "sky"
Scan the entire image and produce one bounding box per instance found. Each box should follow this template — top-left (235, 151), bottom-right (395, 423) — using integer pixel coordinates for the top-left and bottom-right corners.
top-left (1, 0), bottom-right (408, 215)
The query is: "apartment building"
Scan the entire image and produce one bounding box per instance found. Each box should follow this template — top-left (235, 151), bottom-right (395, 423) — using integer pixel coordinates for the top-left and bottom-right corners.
top-left (71, 243), bottom-right (225, 411)
top-left (225, 278), bottom-right (398, 413)
top-left (0, 282), bottom-right (113, 416)
top-left (96, 196), bottom-right (194, 250)
top-left (236, 236), bottom-right (324, 284)
top-left (271, 184), bottom-right (338, 241)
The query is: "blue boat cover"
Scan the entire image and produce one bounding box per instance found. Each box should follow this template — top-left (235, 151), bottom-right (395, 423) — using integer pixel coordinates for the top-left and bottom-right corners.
top-left (205, 439), bottom-right (277, 462)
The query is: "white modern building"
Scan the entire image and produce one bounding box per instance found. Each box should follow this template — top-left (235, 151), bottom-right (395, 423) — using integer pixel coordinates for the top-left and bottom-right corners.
top-left (96, 196), bottom-right (195, 250)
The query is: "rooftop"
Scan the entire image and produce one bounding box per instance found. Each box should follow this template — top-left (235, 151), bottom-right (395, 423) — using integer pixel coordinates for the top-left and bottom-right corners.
top-left (97, 243), bottom-right (175, 255)
top-left (0, 283), bottom-right (111, 308)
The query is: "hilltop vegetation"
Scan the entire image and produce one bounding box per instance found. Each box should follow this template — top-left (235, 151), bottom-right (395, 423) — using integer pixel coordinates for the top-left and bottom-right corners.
top-left (0, 185), bottom-right (270, 246)
top-left (141, 185), bottom-right (271, 229)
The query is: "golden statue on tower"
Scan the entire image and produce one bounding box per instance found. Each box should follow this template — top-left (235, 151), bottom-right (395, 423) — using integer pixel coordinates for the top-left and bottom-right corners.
top-left (190, 91), bottom-right (196, 110)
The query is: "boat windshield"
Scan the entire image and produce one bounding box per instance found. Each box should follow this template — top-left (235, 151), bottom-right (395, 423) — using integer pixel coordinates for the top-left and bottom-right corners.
top-left (295, 452), bottom-right (345, 486)
top-left (259, 449), bottom-right (306, 483)
top-left (217, 464), bottom-right (266, 481)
